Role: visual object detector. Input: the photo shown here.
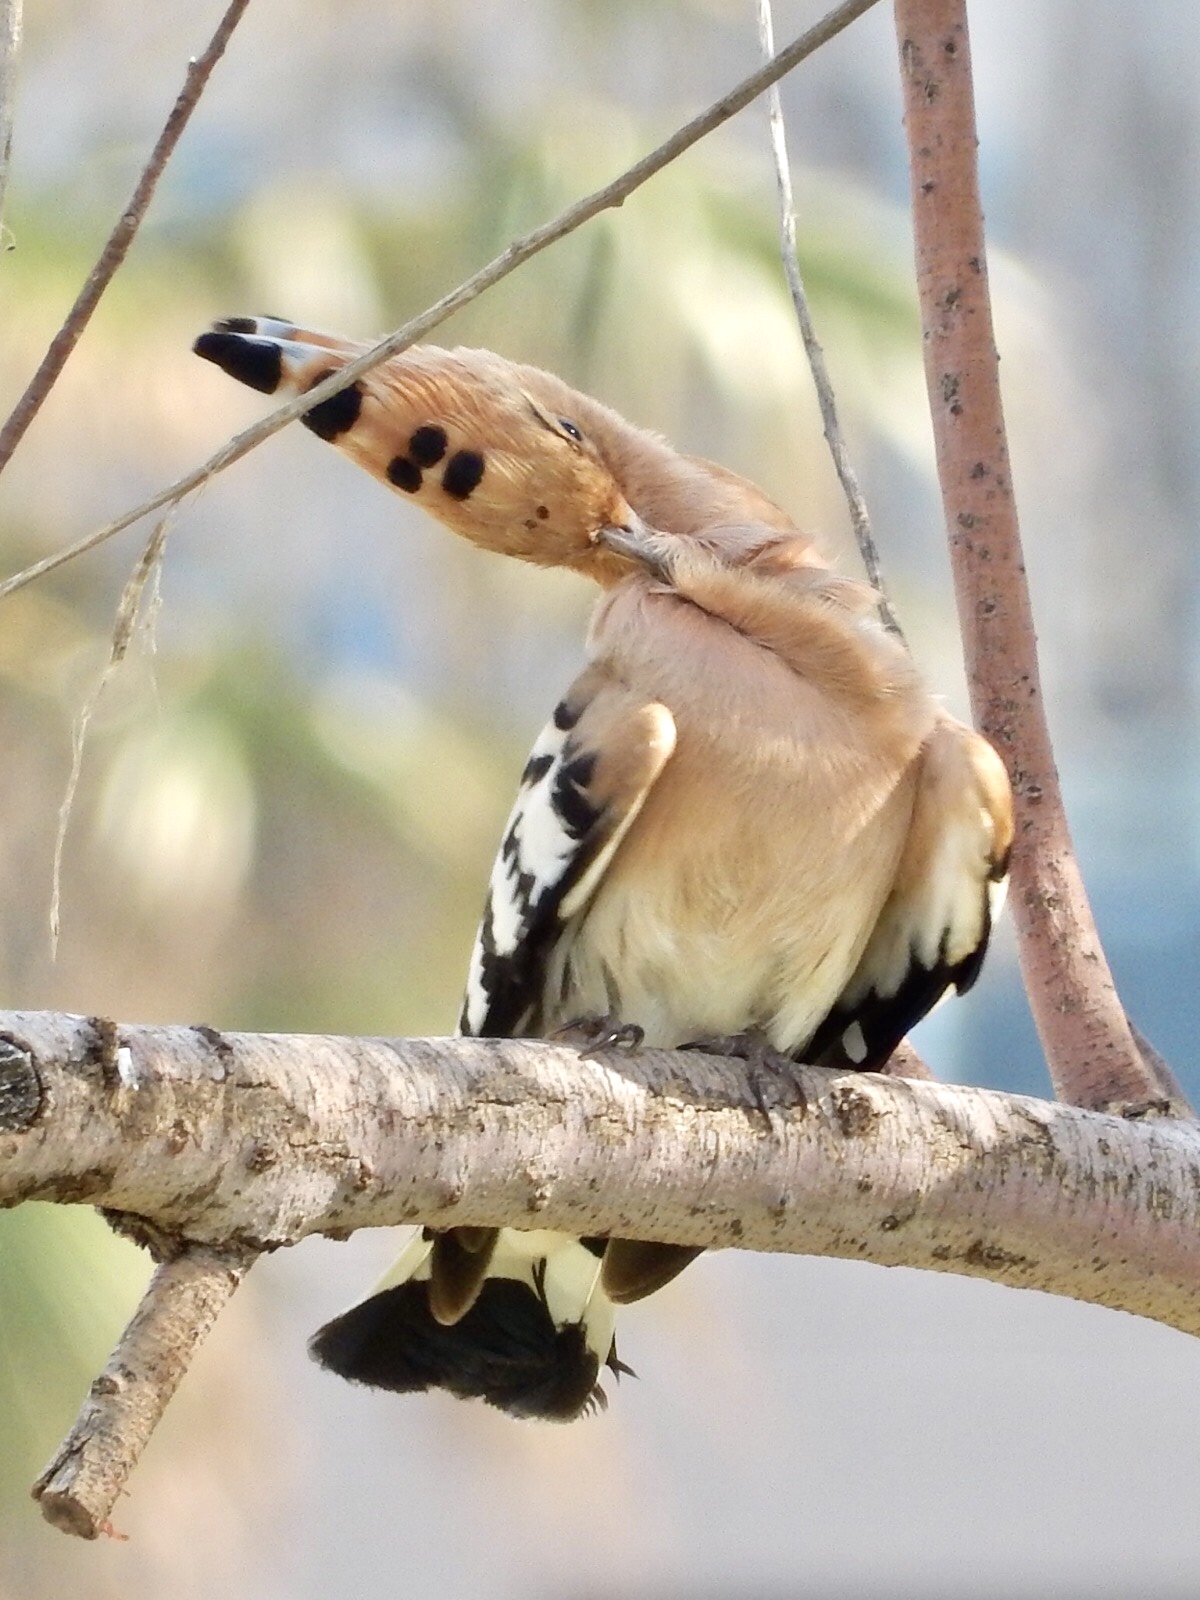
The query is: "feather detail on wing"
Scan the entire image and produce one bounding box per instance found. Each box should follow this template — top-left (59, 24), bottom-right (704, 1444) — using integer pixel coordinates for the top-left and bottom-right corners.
top-left (809, 713), bottom-right (1014, 1071)
top-left (460, 663), bottom-right (677, 1038)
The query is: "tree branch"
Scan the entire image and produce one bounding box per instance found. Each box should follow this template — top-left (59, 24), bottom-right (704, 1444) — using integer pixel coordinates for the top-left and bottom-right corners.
top-left (0, 0), bottom-right (881, 604)
top-left (8, 1009), bottom-right (1200, 1531)
top-left (892, 0), bottom-right (1171, 1115)
top-left (5, 1010), bottom-right (1200, 1322)
top-left (31, 1243), bottom-right (256, 1540)
top-left (0, 0), bottom-right (252, 477)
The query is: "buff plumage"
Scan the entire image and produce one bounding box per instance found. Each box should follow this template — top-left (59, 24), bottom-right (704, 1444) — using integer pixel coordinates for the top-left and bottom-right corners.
top-left (195, 317), bottom-right (1013, 1420)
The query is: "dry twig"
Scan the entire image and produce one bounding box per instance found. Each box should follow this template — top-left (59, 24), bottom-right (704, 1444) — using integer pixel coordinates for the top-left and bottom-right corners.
top-left (48, 517), bottom-right (174, 952)
top-left (0, 0), bottom-right (251, 476)
top-left (755, 0), bottom-right (902, 639)
top-left (0, 0), bottom-right (21, 246)
top-left (32, 1245), bottom-right (257, 1539)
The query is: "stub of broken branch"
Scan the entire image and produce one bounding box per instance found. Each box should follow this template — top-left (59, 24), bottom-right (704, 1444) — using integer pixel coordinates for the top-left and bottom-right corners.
top-left (31, 1244), bottom-right (257, 1539)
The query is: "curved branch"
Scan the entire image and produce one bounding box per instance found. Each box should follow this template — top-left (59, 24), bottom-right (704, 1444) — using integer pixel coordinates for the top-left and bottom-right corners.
top-left (4, 1010), bottom-right (1200, 1334)
top-left (892, 0), bottom-right (1166, 1114)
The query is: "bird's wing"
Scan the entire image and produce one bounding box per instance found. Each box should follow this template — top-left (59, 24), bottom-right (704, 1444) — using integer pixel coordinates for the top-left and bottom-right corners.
top-left (459, 661), bottom-right (676, 1039)
top-left (809, 712), bottom-right (1014, 1071)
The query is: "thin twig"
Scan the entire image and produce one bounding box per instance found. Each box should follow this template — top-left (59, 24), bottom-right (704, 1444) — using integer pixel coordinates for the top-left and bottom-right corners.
top-left (755, 0), bottom-right (902, 639)
top-left (48, 516), bottom-right (174, 954)
top-left (0, 0), bottom-right (251, 477)
top-left (32, 1244), bottom-right (257, 1539)
top-left (0, 0), bottom-right (21, 249)
top-left (892, 0), bottom-right (1174, 1115)
top-left (0, 0), bottom-right (881, 606)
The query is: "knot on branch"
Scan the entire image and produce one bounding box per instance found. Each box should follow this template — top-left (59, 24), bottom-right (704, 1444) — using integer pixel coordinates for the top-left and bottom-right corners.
top-left (0, 1034), bottom-right (44, 1129)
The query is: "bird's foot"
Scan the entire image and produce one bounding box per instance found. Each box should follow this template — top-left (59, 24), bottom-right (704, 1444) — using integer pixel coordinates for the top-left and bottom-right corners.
top-left (551, 1014), bottom-right (646, 1061)
top-left (680, 1029), bottom-right (807, 1124)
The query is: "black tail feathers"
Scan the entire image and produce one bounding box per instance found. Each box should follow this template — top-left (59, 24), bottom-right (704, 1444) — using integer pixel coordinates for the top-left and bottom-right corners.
top-left (309, 1275), bottom-right (620, 1422)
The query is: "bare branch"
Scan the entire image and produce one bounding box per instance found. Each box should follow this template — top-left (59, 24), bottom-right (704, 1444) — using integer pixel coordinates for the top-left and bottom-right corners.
top-left (31, 1244), bottom-right (256, 1540)
top-left (891, 0), bottom-right (1173, 1115)
top-left (4, 1011), bottom-right (1200, 1333)
top-left (0, 0), bottom-right (21, 246)
top-left (0, 0), bottom-right (251, 477)
top-left (9, 1009), bottom-right (1200, 1532)
top-left (755, 0), bottom-right (902, 639)
top-left (0, 0), bottom-right (882, 605)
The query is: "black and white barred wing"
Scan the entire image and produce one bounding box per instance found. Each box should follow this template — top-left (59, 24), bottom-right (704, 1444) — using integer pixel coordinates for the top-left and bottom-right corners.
top-left (460, 663), bottom-right (676, 1038)
top-left (809, 712), bottom-right (1014, 1070)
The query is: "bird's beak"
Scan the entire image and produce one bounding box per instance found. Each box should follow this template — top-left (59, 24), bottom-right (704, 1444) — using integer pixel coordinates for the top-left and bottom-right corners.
top-left (592, 515), bottom-right (673, 581)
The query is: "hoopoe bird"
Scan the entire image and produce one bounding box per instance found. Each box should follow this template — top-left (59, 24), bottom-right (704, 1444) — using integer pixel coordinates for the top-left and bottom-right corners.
top-left (194, 317), bottom-right (1013, 1422)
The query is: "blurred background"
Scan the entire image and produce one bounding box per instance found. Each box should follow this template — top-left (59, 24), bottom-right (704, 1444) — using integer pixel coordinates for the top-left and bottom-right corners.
top-left (2, 1), bottom-right (1200, 1595)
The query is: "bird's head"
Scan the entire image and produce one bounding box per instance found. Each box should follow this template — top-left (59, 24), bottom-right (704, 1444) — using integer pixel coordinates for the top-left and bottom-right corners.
top-left (194, 319), bottom-right (652, 583)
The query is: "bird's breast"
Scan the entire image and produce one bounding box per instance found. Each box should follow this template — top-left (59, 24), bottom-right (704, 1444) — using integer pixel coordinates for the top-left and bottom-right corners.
top-left (545, 590), bottom-right (931, 1053)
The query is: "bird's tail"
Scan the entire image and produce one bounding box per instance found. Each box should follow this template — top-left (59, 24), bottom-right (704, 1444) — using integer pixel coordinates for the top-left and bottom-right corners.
top-left (309, 1226), bottom-right (632, 1422)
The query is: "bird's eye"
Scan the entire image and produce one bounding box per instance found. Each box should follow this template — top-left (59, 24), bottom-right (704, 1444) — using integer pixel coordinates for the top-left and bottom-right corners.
top-left (557, 418), bottom-right (584, 442)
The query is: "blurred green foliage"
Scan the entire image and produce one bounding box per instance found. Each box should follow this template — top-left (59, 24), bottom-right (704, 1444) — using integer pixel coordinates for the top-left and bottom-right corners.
top-left (0, 1207), bottom-right (144, 1503)
top-left (0, 1), bottom-right (921, 1574)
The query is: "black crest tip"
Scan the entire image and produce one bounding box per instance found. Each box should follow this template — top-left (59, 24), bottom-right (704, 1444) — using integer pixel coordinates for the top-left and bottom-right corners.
top-left (193, 330), bottom-right (284, 395)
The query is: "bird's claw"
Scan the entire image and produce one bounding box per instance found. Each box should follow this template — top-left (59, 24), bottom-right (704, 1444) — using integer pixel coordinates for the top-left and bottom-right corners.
top-left (680, 1030), bottom-right (807, 1125)
top-left (552, 1015), bottom-right (646, 1061)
